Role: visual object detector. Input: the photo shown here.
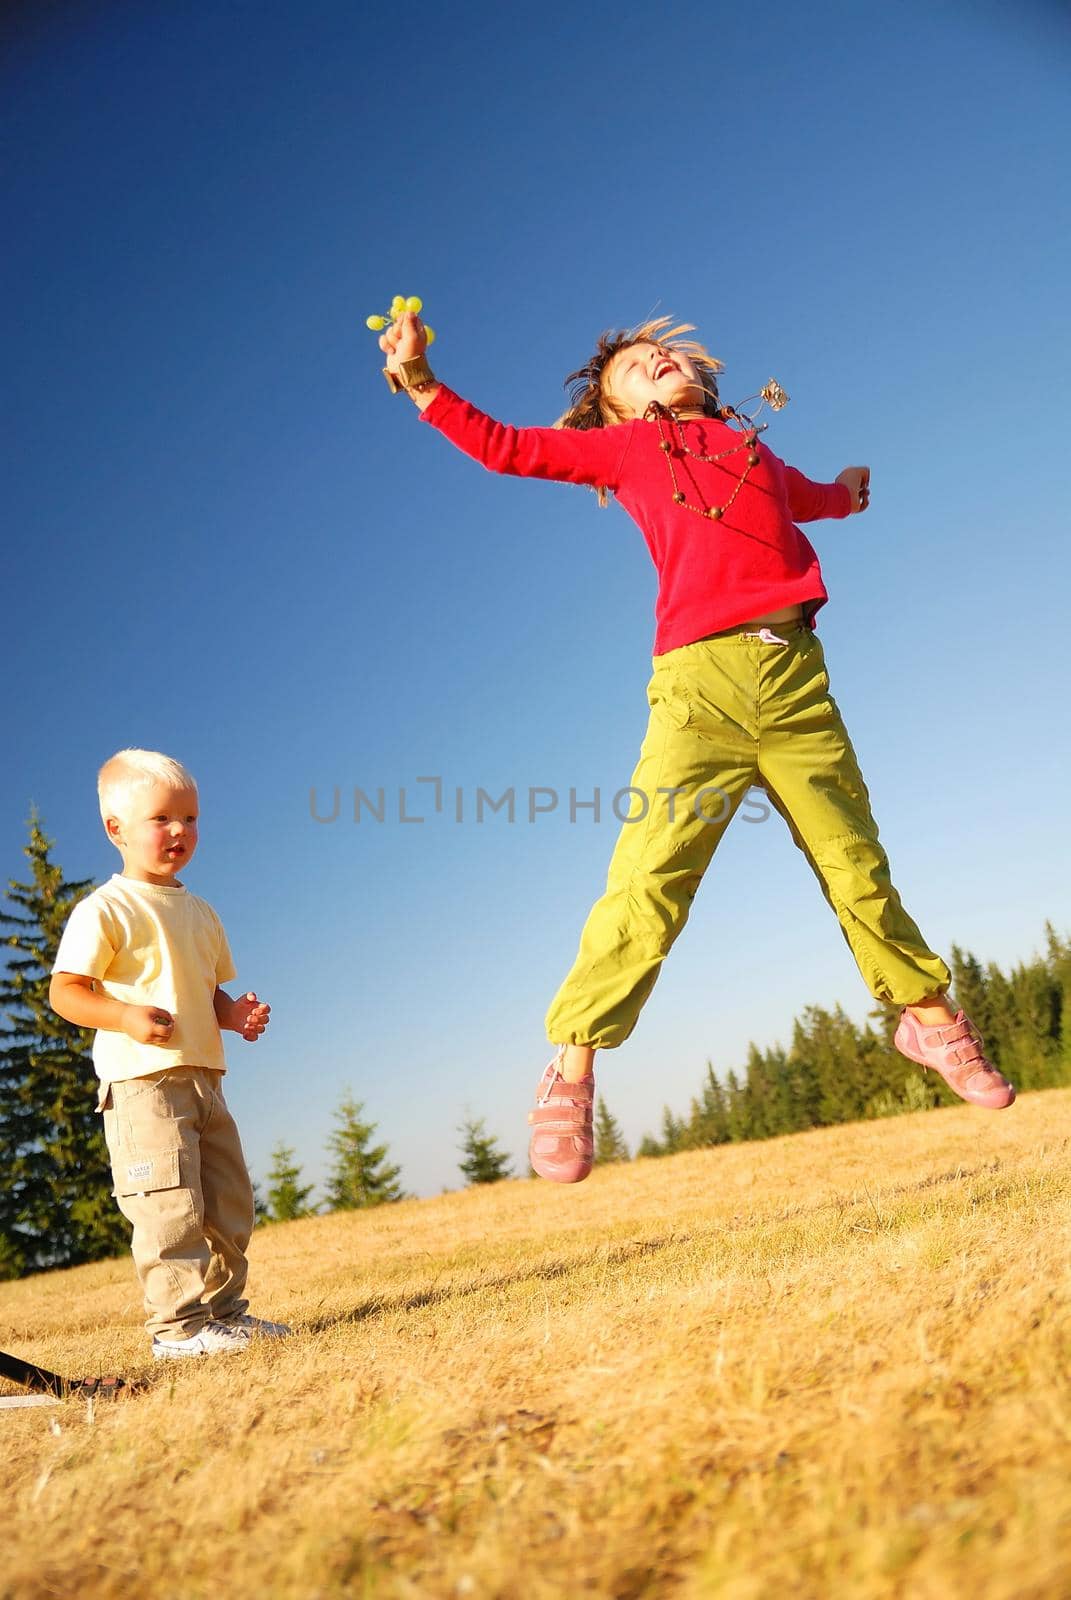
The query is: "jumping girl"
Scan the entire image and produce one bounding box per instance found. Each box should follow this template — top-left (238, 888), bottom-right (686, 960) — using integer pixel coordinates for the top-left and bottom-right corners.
top-left (375, 310), bottom-right (1015, 1183)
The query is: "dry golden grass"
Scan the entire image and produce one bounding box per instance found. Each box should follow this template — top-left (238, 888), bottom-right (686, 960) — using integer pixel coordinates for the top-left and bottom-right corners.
top-left (2, 1092), bottom-right (1070, 1600)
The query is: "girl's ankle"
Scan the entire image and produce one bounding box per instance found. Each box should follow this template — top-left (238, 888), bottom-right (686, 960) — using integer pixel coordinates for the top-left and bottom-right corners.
top-left (908, 996), bottom-right (957, 1025)
top-left (560, 1043), bottom-right (596, 1082)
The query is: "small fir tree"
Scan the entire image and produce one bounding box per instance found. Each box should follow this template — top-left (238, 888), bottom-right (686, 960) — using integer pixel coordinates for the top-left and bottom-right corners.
top-left (684, 1064), bottom-right (730, 1147)
top-left (0, 815), bottom-right (129, 1277)
top-left (866, 1073), bottom-right (936, 1119)
top-left (458, 1116), bottom-right (513, 1184)
top-left (724, 1068), bottom-right (753, 1143)
top-left (659, 1104), bottom-right (684, 1154)
top-left (265, 1142), bottom-right (316, 1221)
top-left (594, 1097), bottom-right (630, 1163)
top-left (636, 1105), bottom-right (687, 1157)
top-left (251, 1178), bottom-right (271, 1227)
top-left (324, 1094), bottom-right (404, 1209)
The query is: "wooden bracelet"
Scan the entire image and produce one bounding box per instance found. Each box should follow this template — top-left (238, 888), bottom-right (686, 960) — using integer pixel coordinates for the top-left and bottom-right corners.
top-left (395, 354), bottom-right (436, 391)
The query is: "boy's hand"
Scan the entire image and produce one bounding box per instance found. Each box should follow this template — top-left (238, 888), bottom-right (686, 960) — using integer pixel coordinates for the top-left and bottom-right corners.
top-left (122, 1005), bottom-right (175, 1046)
top-left (378, 311), bottom-right (427, 374)
top-left (837, 466), bottom-right (871, 513)
top-left (231, 991), bottom-right (271, 1042)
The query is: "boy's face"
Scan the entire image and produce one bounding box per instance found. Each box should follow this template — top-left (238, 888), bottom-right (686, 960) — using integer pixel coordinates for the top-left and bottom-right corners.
top-left (602, 341), bottom-right (705, 421)
top-left (106, 782), bottom-right (199, 885)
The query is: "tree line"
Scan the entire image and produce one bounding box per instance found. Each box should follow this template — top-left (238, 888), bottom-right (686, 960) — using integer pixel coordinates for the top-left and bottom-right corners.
top-left (2, 817), bottom-right (1068, 1275)
top-left (258, 1107), bottom-right (512, 1222)
top-left (629, 926), bottom-right (1071, 1157)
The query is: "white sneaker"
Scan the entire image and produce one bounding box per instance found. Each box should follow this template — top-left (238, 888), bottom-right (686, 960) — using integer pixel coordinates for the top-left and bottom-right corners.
top-left (220, 1312), bottom-right (292, 1339)
top-left (151, 1319), bottom-right (251, 1361)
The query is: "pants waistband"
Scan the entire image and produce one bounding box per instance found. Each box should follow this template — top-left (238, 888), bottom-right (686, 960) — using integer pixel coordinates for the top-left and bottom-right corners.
top-left (698, 618), bottom-right (813, 641)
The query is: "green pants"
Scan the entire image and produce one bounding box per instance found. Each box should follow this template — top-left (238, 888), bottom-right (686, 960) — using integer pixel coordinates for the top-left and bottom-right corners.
top-left (545, 622), bottom-right (950, 1049)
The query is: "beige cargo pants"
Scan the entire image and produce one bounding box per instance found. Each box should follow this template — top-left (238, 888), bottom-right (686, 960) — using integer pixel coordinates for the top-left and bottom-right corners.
top-left (546, 621), bottom-right (951, 1048)
top-left (101, 1067), bottom-right (254, 1340)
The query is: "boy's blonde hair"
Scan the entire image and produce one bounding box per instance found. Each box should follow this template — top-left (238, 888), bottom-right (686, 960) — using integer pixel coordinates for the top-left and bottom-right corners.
top-left (97, 748), bottom-right (198, 827)
top-left (557, 317), bottom-right (725, 504)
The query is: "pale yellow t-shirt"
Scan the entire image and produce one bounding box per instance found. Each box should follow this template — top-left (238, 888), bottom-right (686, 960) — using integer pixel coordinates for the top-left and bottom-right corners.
top-left (53, 874), bottom-right (237, 1083)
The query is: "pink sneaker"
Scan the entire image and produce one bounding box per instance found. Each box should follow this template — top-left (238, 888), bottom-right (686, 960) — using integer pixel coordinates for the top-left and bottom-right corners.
top-left (527, 1047), bottom-right (595, 1183)
top-left (893, 1008), bottom-right (1015, 1109)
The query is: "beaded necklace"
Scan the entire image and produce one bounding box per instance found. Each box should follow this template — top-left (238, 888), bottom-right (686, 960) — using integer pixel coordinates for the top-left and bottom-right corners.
top-left (648, 379), bottom-right (789, 523)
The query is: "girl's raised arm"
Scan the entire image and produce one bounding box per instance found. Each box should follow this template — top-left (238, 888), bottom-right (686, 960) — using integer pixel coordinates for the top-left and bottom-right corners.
top-left (378, 313), bottom-right (633, 493)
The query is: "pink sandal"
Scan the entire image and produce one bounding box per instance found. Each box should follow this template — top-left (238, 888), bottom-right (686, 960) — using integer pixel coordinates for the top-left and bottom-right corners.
top-left (528, 1047), bottom-right (595, 1183)
top-left (894, 1008), bottom-right (1015, 1110)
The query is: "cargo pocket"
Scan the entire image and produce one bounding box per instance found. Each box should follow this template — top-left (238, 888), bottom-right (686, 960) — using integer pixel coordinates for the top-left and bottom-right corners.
top-left (110, 1144), bottom-right (198, 1255)
top-left (647, 667), bottom-right (692, 732)
top-left (114, 1147), bottom-right (182, 1199)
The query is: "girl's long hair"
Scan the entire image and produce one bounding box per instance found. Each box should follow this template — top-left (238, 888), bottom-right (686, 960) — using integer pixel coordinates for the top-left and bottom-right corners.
top-left (559, 316), bottom-right (724, 431)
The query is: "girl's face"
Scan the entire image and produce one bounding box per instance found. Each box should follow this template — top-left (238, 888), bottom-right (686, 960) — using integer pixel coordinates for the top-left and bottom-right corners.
top-left (601, 341), bottom-right (706, 421)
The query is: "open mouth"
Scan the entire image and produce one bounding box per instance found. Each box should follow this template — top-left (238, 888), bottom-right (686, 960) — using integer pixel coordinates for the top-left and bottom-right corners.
top-left (653, 358), bottom-right (678, 382)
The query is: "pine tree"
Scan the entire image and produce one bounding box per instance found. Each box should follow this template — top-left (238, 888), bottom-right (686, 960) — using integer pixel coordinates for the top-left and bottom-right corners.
top-left (0, 815), bottom-right (129, 1277)
top-left (740, 1042), bottom-right (784, 1139)
top-left (324, 1095), bottom-right (404, 1209)
top-left (795, 1005), bottom-right (880, 1126)
top-left (1002, 936), bottom-right (1070, 1090)
top-left (724, 1068), bottom-right (753, 1142)
top-left (683, 1064), bottom-right (730, 1148)
top-left (458, 1116), bottom-right (513, 1184)
top-left (251, 1178), bottom-right (271, 1227)
top-left (594, 1097), bottom-right (630, 1163)
top-left (1045, 923), bottom-right (1071, 1075)
top-left (660, 1104), bottom-right (685, 1154)
top-left (265, 1142), bottom-right (316, 1221)
top-left (949, 945), bottom-right (993, 1042)
top-left (867, 1072), bottom-right (935, 1119)
top-left (633, 1104), bottom-right (684, 1158)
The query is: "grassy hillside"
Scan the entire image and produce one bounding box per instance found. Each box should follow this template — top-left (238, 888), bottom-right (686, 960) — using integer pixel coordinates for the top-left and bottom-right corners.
top-left (3, 1093), bottom-right (1070, 1599)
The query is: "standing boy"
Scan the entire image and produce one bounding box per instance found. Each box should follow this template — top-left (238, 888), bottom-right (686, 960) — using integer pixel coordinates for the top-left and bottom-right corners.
top-left (50, 749), bottom-right (290, 1358)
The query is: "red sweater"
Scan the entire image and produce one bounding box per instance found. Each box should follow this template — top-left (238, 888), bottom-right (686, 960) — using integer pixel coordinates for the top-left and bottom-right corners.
top-left (420, 386), bottom-right (852, 656)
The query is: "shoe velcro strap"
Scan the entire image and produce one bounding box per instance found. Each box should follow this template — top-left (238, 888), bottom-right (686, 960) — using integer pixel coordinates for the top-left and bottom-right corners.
top-left (532, 1134), bottom-right (593, 1153)
top-left (531, 1113), bottom-right (592, 1133)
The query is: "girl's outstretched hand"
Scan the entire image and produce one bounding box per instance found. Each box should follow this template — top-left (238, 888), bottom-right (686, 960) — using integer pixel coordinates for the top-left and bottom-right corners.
top-left (837, 466), bottom-right (871, 513)
top-left (378, 311), bottom-right (427, 376)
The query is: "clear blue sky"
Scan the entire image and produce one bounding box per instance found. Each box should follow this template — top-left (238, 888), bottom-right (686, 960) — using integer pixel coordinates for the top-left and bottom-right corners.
top-left (4, 0), bottom-right (1070, 1199)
